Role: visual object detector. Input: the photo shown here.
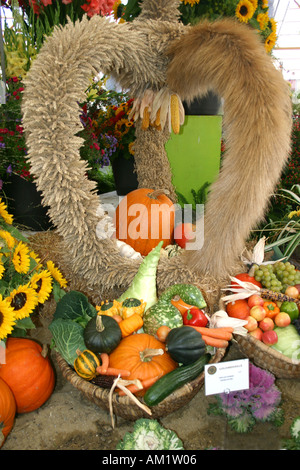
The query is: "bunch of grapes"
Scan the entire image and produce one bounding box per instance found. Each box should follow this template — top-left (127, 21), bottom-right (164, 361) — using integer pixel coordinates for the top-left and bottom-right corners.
top-left (253, 261), bottom-right (300, 293)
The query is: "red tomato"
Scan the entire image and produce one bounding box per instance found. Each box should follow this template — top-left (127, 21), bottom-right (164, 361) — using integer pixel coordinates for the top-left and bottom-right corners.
top-left (173, 223), bottom-right (196, 249)
top-left (231, 273), bottom-right (262, 289)
top-left (226, 299), bottom-right (250, 320)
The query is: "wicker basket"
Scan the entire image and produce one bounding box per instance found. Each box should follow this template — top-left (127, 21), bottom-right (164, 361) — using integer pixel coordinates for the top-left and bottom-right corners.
top-left (234, 333), bottom-right (300, 378)
top-left (55, 347), bottom-right (226, 420)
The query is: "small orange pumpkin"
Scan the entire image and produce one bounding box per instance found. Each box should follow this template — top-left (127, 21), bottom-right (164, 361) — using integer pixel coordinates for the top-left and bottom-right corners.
top-left (0, 338), bottom-right (55, 414)
top-left (114, 188), bottom-right (175, 256)
top-left (108, 333), bottom-right (177, 394)
top-left (0, 377), bottom-right (16, 448)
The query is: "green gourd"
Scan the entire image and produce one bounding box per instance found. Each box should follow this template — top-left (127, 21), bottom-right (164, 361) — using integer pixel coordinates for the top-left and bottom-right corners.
top-left (84, 315), bottom-right (122, 354)
top-left (165, 326), bottom-right (206, 365)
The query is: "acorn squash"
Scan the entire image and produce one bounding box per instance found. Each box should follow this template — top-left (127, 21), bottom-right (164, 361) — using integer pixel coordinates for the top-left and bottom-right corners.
top-left (84, 314), bottom-right (122, 354)
top-left (165, 326), bottom-right (206, 365)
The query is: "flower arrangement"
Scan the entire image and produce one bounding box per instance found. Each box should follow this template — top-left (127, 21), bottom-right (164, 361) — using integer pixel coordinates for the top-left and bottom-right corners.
top-left (0, 77), bottom-right (29, 187)
top-left (0, 197), bottom-right (67, 344)
top-left (78, 77), bottom-right (136, 174)
top-left (116, 0), bottom-right (277, 53)
top-left (208, 363), bottom-right (284, 433)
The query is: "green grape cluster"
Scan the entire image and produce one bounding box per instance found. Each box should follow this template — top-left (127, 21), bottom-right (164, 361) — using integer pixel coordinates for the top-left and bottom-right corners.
top-left (254, 262), bottom-right (300, 293)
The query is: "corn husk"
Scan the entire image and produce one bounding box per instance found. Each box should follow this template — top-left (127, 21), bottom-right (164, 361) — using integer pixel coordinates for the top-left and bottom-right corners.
top-left (209, 310), bottom-right (248, 336)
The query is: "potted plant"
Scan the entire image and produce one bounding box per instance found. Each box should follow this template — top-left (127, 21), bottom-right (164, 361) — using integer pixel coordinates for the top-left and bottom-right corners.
top-left (78, 77), bottom-right (137, 195)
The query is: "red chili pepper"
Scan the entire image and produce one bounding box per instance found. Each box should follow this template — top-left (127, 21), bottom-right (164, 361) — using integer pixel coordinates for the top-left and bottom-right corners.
top-left (182, 308), bottom-right (208, 327)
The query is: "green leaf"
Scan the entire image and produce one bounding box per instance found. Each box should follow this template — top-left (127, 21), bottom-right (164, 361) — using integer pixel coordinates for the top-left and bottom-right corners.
top-left (52, 290), bottom-right (96, 323)
top-left (14, 316), bottom-right (36, 331)
top-left (49, 318), bottom-right (86, 365)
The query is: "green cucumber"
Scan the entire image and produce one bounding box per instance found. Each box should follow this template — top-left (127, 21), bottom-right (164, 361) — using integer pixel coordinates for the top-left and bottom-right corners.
top-left (143, 353), bottom-right (211, 407)
top-left (159, 283), bottom-right (207, 309)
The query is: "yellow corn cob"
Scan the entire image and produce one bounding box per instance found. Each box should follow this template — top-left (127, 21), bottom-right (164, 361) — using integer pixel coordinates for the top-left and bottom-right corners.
top-left (142, 106), bottom-right (150, 130)
top-left (170, 94), bottom-right (180, 134)
top-left (154, 108), bottom-right (161, 130)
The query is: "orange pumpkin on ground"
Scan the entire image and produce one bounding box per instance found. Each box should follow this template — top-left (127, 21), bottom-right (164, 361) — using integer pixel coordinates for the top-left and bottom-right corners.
top-left (0, 338), bottom-right (55, 413)
top-left (108, 333), bottom-right (177, 395)
top-left (0, 377), bottom-right (16, 448)
top-left (114, 188), bottom-right (175, 256)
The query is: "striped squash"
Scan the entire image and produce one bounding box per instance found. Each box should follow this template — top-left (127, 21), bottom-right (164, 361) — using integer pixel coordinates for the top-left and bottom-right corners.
top-left (74, 350), bottom-right (100, 380)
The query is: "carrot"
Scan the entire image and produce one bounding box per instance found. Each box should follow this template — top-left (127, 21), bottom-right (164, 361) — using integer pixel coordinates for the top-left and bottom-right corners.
top-left (187, 325), bottom-right (233, 341)
top-left (201, 335), bottom-right (229, 349)
top-left (171, 297), bottom-right (195, 315)
top-left (96, 366), bottom-right (131, 378)
top-left (117, 375), bottom-right (162, 396)
top-left (95, 353), bottom-right (110, 374)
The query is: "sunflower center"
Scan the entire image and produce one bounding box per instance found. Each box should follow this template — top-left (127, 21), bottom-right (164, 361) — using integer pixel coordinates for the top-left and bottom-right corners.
top-left (11, 292), bottom-right (27, 310)
top-left (240, 5), bottom-right (248, 16)
top-left (36, 279), bottom-right (42, 293)
top-left (0, 311), bottom-right (3, 326)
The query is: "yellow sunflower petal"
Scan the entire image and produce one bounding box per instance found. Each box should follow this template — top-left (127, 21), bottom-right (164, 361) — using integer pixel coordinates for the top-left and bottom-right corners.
top-left (0, 199), bottom-right (13, 225)
top-left (0, 295), bottom-right (16, 341)
top-left (30, 270), bottom-right (53, 304)
top-left (12, 241), bottom-right (31, 274)
top-left (46, 260), bottom-right (68, 288)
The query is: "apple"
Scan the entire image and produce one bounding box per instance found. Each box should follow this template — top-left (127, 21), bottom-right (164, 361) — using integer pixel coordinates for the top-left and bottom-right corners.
top-left (173, 223), bottom-right (196, 249)
top-left (247, 294), bottom-right (264, 308)
top-left (249, 327), bottom-right (263, 341)
top-left (249, 305), bottom-right (266, 322)
top-left (285, 286), bottom-right (299, 299)
top-left (245, 315), bottom-right (258, 332)
top-left (262, 330), bottom-right (278, 346)
top-left (294, 284), bottom-right (300, 295)
top-left (274, 312), bottom-right (291, 327)
top-left (259, 317), bottom-right (274, 332)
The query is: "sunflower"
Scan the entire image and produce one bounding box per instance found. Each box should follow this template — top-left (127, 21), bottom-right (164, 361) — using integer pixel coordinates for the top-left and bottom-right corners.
top-left (12, 241), bottom-right (30, 274)
top-left (236, 0), bottom-right (255, 23)
top-left (0, 199), bottom-right (13, 225)
top-left (0, 230), bottom-right (16, 251)
top-left (0, 295), bottom-right (16, 341)
top-left (270, 18), bottom-right (277, 34)
top-left (262, 0), bottom-right (268, 8)
top-left (7, 285), bottom-right (38, 320)
top-left (46, 260), bottom-right (68, 288)
top-left (30, 270), bottom-right (53, 304)
top-left (257, 12), bottom-right (269, 30)
top-left (265, 31), bottom-right (277, 53)
top-left (128, 141), bottom-right (135, 155)
top-left (181, 0), bottom-right (200, 5)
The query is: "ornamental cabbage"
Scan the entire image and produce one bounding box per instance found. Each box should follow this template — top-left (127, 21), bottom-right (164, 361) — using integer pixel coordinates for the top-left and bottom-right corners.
top-left (116, 419), bottom-right (184, 450)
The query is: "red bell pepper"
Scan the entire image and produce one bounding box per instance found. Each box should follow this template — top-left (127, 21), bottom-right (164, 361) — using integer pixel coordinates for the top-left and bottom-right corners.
top-left (182, 308), bottom-right (208, 327)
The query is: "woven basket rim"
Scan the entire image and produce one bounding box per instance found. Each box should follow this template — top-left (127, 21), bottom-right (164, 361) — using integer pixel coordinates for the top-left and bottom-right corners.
top-left (54, 347), bottom-right (226, 416)
top-left (234, 332), bottom-right (300, 366)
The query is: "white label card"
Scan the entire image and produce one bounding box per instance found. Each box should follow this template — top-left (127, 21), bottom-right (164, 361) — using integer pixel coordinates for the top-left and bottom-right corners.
top-left (204, 358), bottom-right (249, 396)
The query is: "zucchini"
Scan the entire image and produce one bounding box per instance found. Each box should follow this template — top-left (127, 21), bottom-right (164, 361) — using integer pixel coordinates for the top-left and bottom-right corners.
top-left (143, 353), bottom-right (211, 406)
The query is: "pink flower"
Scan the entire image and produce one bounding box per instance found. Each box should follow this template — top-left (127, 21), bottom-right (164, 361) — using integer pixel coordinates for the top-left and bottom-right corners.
top-left (81, 0), bottom-right (115, 17)
top-left (61, 0), bottom-right (73, 3)
top-left (40, 0), bottom-right (52, 5)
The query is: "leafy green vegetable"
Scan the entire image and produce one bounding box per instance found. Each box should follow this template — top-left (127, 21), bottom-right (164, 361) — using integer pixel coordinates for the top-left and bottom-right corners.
top-left (116, 419), bottom-right (184, 450)
top-left (53, 290), bottom-right (96, 324)
top-left (118, 241), bottom-right (163, 310)
top-left (49, 318), bottom-right (86, 365)
top-left (271, 324), bottom-right (300, 360)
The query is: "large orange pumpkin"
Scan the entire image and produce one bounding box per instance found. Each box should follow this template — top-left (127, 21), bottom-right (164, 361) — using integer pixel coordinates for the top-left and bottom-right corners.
top-left (0, 338), bottom-right (55, 413)
top-left (108, 333), bottom-right (177, 394)
top-left (0, 377), bottom-right (16, 448)
top-left (114, 188), bottom-right (175, 256)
